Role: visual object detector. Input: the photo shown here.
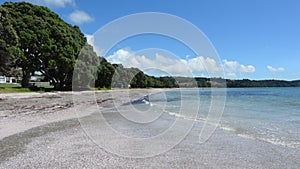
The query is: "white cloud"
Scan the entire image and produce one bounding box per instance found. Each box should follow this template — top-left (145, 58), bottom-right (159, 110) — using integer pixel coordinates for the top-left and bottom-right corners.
top-left (106, 49), bottom-right (256, 77)
top-left (107, 49), bottom-right (191, 76)
top-left (188, 56), bottom-right (221, 73)
top-left (69, 10), bottom-right (94, 24)
top-left (267, 65), bottom-right (285, 72)
top-left (85, 34), bottom-right (94, 44)
top-left (223, 60), bottom-right (255, 77)
top-left (240, 65), bottom-right (256, 73)
top-left (30, 0), bottom-right (75, 8)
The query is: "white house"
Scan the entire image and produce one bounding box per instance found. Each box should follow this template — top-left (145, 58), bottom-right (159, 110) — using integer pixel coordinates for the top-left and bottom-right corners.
top-left (0, 76), bottom-right (21, 83)
top-left (0, 76), bottom-right (6, 83)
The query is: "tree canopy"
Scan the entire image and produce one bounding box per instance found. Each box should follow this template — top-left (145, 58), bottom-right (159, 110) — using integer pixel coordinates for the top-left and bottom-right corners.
top-left (73, 43), bottom-right (99, 90)
top-left (0, 6), bottom-right (21, 76)
top-left (1, 2), bottom-right (86, 90)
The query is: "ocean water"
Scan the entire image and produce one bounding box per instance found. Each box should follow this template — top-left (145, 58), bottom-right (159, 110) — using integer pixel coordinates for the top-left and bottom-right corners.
top-left (128, 87), bottom-right (300, 150)
top-left (221, 87), bottom-right (300, 149)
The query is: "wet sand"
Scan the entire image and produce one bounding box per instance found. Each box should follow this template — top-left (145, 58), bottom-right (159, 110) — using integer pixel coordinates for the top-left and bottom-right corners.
top-left (0, 90), bottom-right (299, 168)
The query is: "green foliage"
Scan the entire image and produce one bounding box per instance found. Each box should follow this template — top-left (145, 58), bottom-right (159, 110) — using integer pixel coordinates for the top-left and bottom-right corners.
top-left (95, 58), bottom-right (116, 88)
top-left (175, 78), bottom-right (300, 88)
top-left (94, 59), bottom-right (179, 89)
top-left (1, 2), bottom-right (86, 90)
top-left (0, 6), bottom-right (21, 76)
top-left (73, 44), bottom-right (99, 90)
top-left (0, 6), bottom-right (18, 46)
top-left (226, 79), bottom-right (299, 88)
top-left (130, 71), bottom-right (147, 88)
top-left (112, 65), bottom-right (140, 88)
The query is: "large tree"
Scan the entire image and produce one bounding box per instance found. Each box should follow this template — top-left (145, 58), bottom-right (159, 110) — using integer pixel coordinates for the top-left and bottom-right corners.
top-left (73, 44), bottom-right (99, 90)
top-left (1, 2), bottom-right (86, 90)
top-left (95, 57), bottom-right (116, 88)
top-left (0, 6), bottom-right (21, 76)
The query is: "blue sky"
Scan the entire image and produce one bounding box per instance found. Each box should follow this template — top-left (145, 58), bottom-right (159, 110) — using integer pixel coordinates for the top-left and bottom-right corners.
top-left (4, 0), bottom-right (300, 80)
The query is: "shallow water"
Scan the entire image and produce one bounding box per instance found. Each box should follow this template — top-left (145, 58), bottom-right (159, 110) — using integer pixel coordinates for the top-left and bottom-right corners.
top-left (222, 87), bottom-right (300, 149)
top-left (125, 87), bottom-right (300, 150)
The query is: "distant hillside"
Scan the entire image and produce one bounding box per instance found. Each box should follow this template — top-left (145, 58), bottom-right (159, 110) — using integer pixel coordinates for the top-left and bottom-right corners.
top-left (226, 79), bottom-right (300, 88)
top-left (172, 77), bottom-right (300, 88)
top-left (125, 72), bottom-right (300, 88)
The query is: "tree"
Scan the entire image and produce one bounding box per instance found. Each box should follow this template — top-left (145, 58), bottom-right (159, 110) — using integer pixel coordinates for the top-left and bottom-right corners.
top-left (73, 44), bottom-right (99, 90)
top-left (96, 57), bottom-right (116, 88)
top-left (111, 65), bottom-right (140, 88)
top-left (1, 2), bottom-right (86, 90)
top-left (130, 71), bottom-right (147, 88)
top-left (0, 6), bottom-right (21, 76)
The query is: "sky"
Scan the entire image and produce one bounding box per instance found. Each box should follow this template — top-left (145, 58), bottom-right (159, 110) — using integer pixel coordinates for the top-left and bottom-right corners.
top-left (3, 0), bottom-right (300, 80)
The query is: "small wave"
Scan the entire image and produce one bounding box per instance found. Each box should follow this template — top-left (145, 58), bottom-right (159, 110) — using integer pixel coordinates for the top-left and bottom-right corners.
top-left (258, 137), bottom-right (300, 150)
top-left (220, 126), bottom-right (236, 132)
top-left (165, 111), bottom-right (208, 123)
top-left (196, 117), bottom-right (207, 122)
top-left (220, 126), bottom-right (300, 150)
top-left (237, 133), bottom-right (256, 140)
top-left (167, 112), bottom-right (186, 118)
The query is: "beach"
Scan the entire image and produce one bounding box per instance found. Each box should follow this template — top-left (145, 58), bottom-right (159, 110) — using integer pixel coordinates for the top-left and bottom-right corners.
top-left (0, 89), bottom-right (299, 168)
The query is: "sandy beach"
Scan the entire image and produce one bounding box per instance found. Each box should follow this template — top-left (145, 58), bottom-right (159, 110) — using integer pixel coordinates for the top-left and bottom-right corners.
top-left (0, 90), bottom-right (299, 168)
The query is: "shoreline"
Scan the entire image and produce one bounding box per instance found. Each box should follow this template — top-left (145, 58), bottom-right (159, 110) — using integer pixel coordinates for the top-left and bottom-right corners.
top-left (0, 89), bottom-right (161, 139)
top-left (1, 114), bottom-right (299, 168)
top-left (0, 89), bottom-right (299, 168)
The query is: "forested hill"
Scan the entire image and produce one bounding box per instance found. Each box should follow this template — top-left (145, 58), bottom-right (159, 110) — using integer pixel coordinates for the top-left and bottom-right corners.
top-left (81, 58), bottom-right (300, 89)
top-left (174, 77), bottom-right (300, 88)
top-left (226, 79), bottom-right (300, 88)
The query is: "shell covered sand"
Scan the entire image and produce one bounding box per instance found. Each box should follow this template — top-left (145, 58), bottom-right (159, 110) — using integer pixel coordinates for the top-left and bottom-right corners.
top-left (0, 90), bottom-right (299, 168)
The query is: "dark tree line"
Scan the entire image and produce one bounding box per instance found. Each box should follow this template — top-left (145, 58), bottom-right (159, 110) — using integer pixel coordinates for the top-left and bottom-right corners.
top-left (226, 79), bottom-right (300, 88)
top-left (175, 78), bottom-right (300, 88)
top-left (95, 59), bottom-right (179, 89)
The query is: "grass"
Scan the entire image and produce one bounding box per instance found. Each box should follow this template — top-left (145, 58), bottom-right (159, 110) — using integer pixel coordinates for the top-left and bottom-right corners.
top-left (0, 83), bottom-right (21, 88)
top-left (0, 84), bottom-right (116, 93)
top-left (0, 83), bottom-right (31, 93)
top-left (36, 84), bottom-right (54, 90)
top-left (0, 83), bottom-right (54, 93)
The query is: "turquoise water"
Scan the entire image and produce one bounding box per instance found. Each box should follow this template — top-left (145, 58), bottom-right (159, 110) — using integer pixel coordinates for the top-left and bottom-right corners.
top-left (130, 87), bottom-right (300, 149)
top-left (222, 87), bottom-right (300, 149)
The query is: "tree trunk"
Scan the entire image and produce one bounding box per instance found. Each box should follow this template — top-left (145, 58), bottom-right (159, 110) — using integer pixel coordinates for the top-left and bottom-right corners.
top-left (53, 82), bottom-right (61, 91)
top-left (21, 70), bottom-right (31, 88)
